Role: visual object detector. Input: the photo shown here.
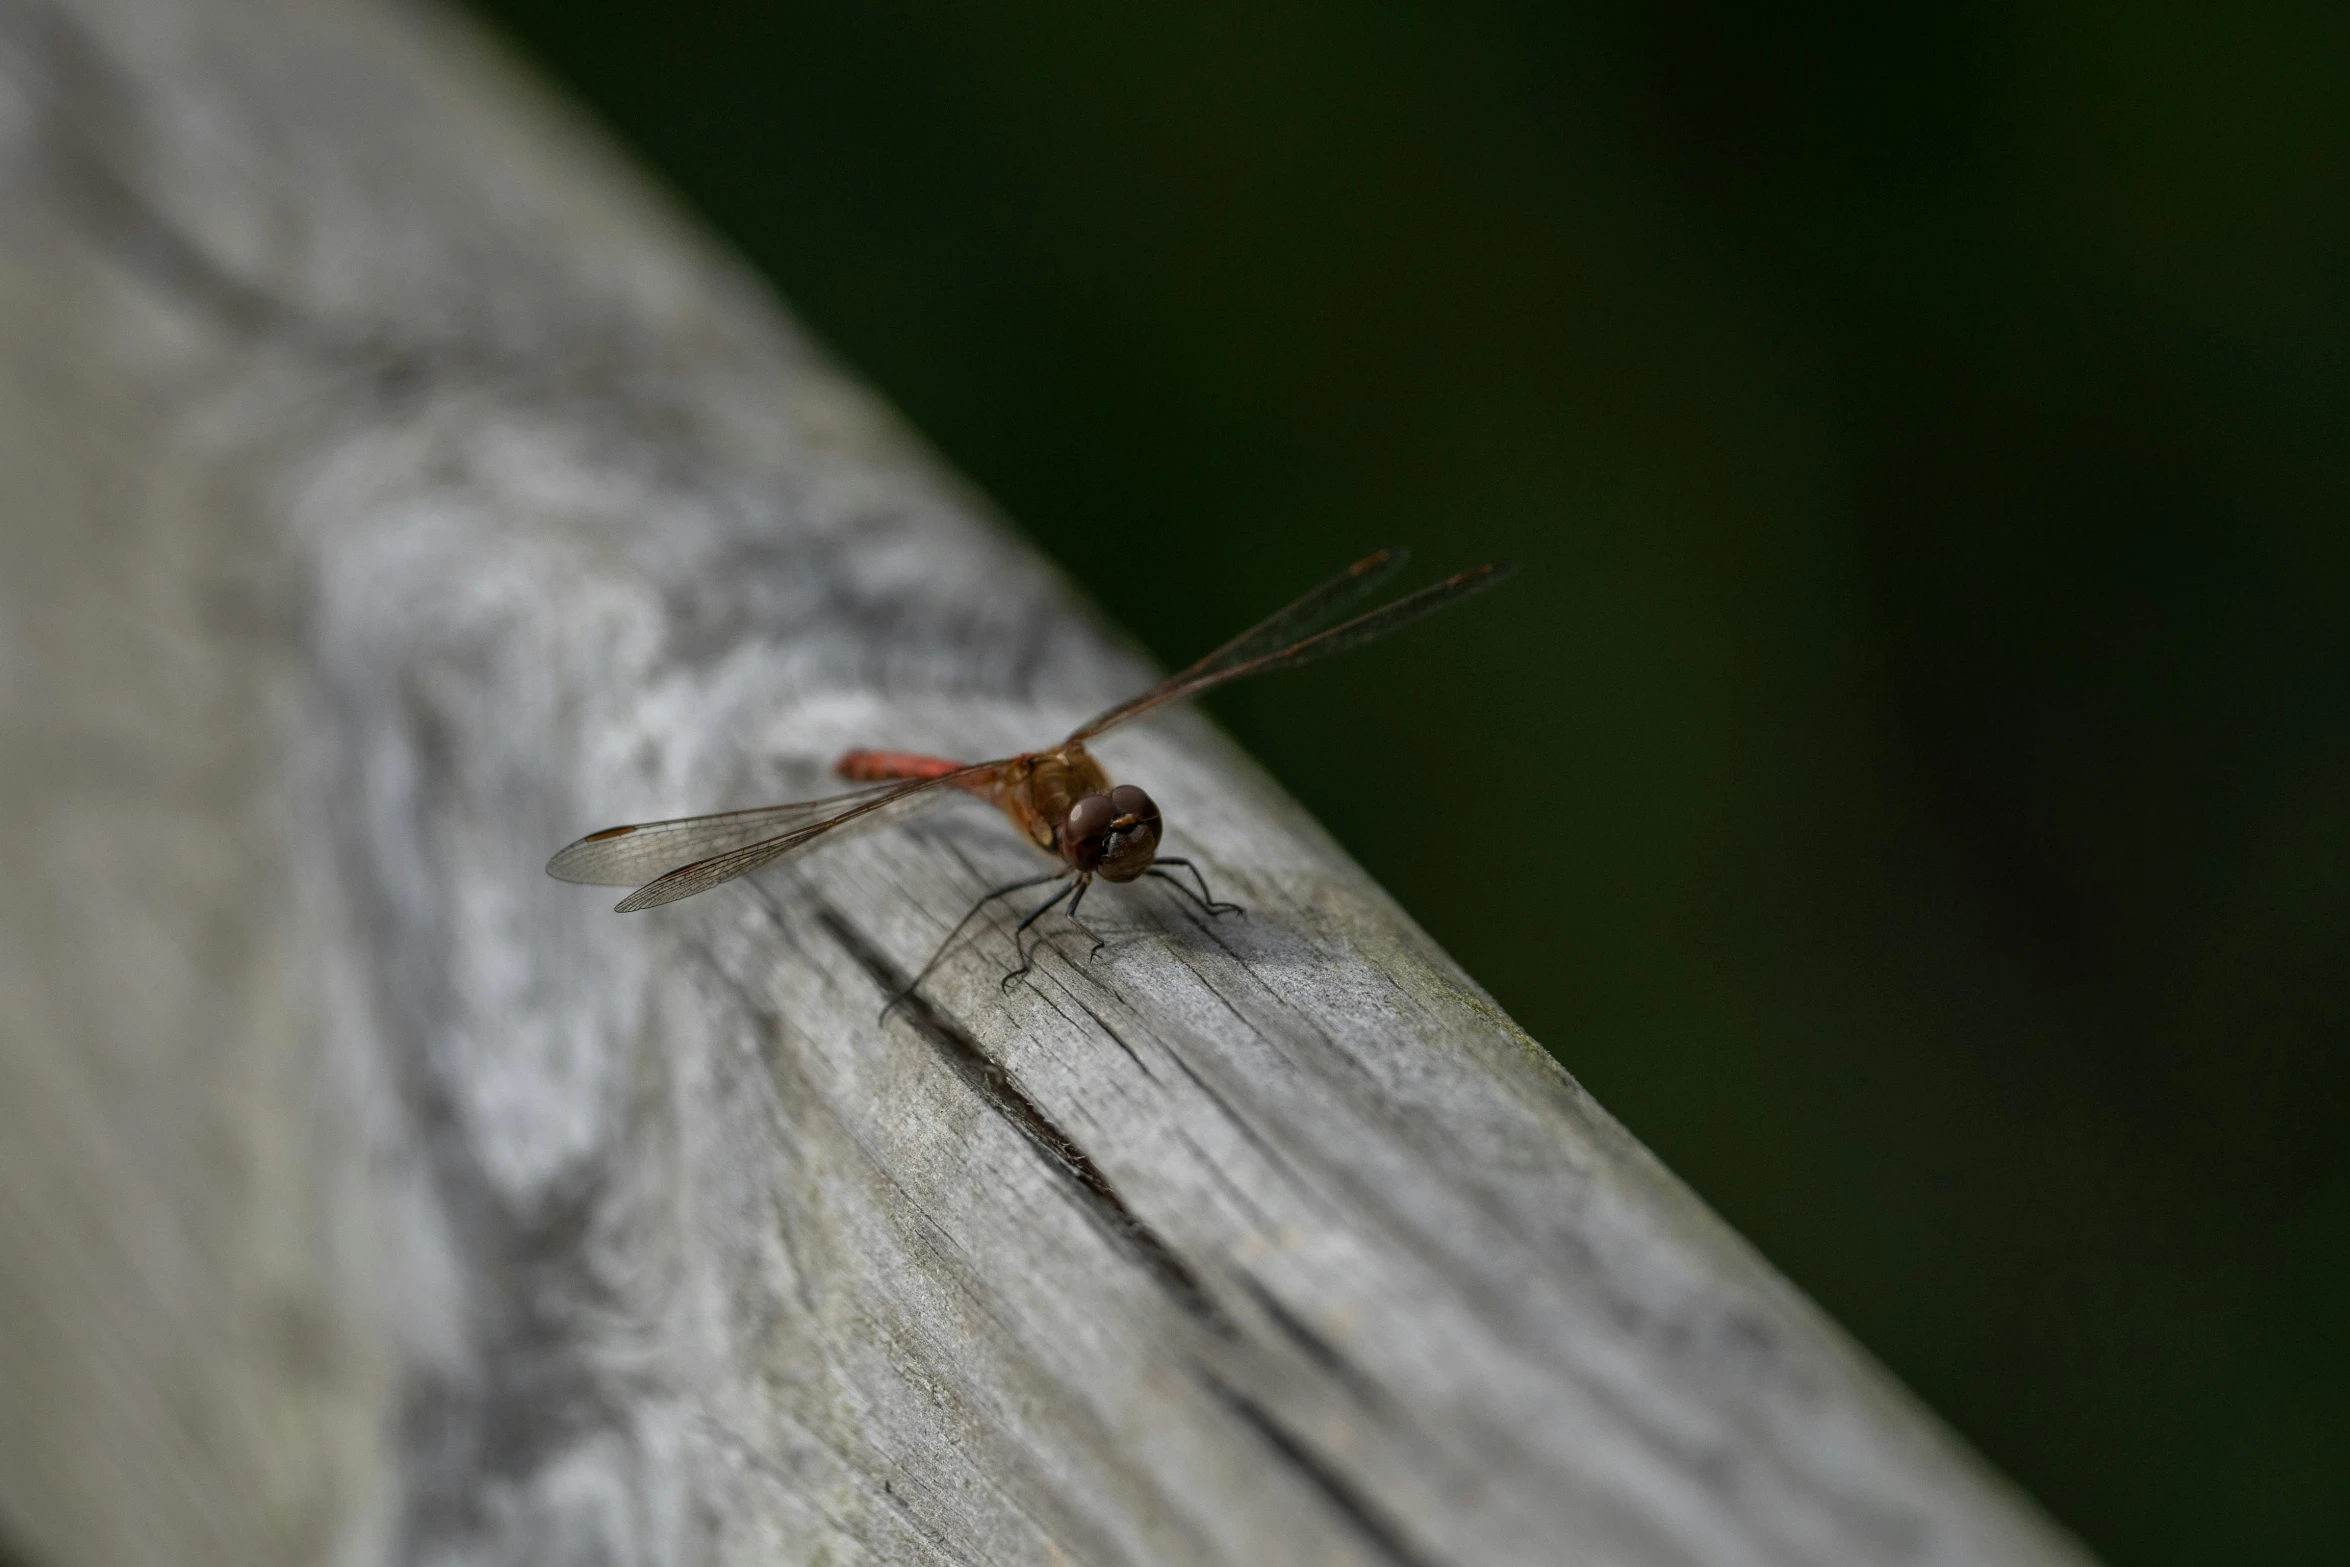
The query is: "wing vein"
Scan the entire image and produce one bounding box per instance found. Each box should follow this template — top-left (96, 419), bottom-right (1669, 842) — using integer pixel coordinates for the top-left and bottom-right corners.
top-left (1070, 560), bottom-right (1515, 741)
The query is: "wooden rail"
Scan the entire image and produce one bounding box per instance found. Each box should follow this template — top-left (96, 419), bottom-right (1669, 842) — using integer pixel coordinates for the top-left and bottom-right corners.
top-left (0, 1), bottom-right (2095, 1562)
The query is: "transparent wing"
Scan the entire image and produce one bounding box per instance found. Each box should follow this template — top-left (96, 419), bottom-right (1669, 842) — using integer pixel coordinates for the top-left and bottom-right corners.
top-left (547, 781), bottom-right (916, 886)
top-left (611, 760), bottom-right (1009, 912)
top-left (1070, 560), bottom-right (1516, 742)
top-left (1070, 548), bottom-right (1413, 741)
top-left (547, 761), bottom-right (1008, 912)
top-left (1165, 546), bottom-right (1415, 682)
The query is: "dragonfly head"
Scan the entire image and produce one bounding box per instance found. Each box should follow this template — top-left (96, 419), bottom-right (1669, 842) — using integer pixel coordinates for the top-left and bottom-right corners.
top-left (1062, 784), bottom-right (1162, 882)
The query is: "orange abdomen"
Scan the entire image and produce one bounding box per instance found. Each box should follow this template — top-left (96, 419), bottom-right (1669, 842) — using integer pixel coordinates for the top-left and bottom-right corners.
top-left (836, 749), bottom-right (971, 783)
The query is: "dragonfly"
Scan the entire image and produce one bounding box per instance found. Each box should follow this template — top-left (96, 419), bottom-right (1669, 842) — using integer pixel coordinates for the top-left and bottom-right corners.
top-left (548, 548), bottom-right (1514, 997)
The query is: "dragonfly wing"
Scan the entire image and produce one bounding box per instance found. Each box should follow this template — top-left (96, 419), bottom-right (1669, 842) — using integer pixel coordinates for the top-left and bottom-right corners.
top-left (1072, 560), bottom-right (1516, 741)
top-left (610, 760), bottom-right (1009, 912)
top-left (1171, 547), bottom-right (1412, 682)
top-left (1068, 548), bottom-right (1412, 741)
top-left (546, 782), bottom-right (911, 886)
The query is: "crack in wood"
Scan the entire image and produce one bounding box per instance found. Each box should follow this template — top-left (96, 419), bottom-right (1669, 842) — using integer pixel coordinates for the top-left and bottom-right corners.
top-left (1229, 1268), bottom-right (1393, 1413)
top-left (1067, 993), bottom-right (1158, 1081)
top-left (1194, 1367), bottom-right (1447, 1567)
top-left (815, 905), bottom-right (1236, 1339)
top-left (705, 951), bottom-right (1032, 1346)
top-left (1150, 1030), bottom-right (1331, 1211)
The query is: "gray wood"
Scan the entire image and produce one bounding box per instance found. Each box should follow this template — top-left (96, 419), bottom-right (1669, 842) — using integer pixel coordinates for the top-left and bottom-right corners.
top-left (0, 1), bottom-right (2097, 1564)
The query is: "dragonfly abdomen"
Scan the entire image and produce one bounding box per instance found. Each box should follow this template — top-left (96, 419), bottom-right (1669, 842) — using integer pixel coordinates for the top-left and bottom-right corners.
top-left (836, 749), bottom-right (971, 783)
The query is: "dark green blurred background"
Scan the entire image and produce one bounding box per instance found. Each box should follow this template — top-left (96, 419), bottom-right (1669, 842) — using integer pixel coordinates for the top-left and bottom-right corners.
top-left (462, 2), bottom-right (2347, 1560)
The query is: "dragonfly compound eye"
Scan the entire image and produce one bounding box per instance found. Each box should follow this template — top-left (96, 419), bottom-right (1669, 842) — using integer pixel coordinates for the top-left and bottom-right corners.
top-left (1094, 784), bottom-right (1163, 883)
top-left (1094, 815), bottom-right (1161, 882)
top-left (1108, 784), bottom-right (1160, 826)
top-left (1063, 793), bottom-right (1118, 868)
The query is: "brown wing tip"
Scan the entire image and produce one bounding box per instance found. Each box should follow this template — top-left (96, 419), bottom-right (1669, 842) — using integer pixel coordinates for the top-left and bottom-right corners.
top-left (547, 829), bottom-right (629, 882)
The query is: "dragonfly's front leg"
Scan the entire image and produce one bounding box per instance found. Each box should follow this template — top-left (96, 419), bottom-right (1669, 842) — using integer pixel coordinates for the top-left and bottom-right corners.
top-left (1064, 875), bottom-right (1108, 961)
top-left (1002, 875), bottom-right (1083, 989)
top-left (883, 868), bottom-right (1069, 1020)
top-left (1148, 856), bottom-right (1244, 917)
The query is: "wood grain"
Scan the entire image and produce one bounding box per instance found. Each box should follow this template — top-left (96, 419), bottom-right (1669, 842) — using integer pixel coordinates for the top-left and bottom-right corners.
top-left (0, 0), bottom-right (2096, 1562)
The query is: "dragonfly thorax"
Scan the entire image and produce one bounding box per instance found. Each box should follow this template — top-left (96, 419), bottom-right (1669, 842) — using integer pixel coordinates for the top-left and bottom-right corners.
top-left (989, 743), bottom-right (1163, 879)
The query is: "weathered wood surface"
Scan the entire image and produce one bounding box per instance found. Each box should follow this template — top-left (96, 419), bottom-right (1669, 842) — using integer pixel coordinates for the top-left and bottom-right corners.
top-left (0, 1), bottom-right (2096, 1564)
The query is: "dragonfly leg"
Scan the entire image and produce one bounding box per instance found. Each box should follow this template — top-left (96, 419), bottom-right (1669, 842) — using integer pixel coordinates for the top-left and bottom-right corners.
top-left (1064, 876), bottom-right (1108, 961)
top-left (1148, 857), bottom-right (1245, 917)
top-left (881, 868), bottom-right (1069, 1021)
top-left (1002, 875), bottom-right (1082, 990)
